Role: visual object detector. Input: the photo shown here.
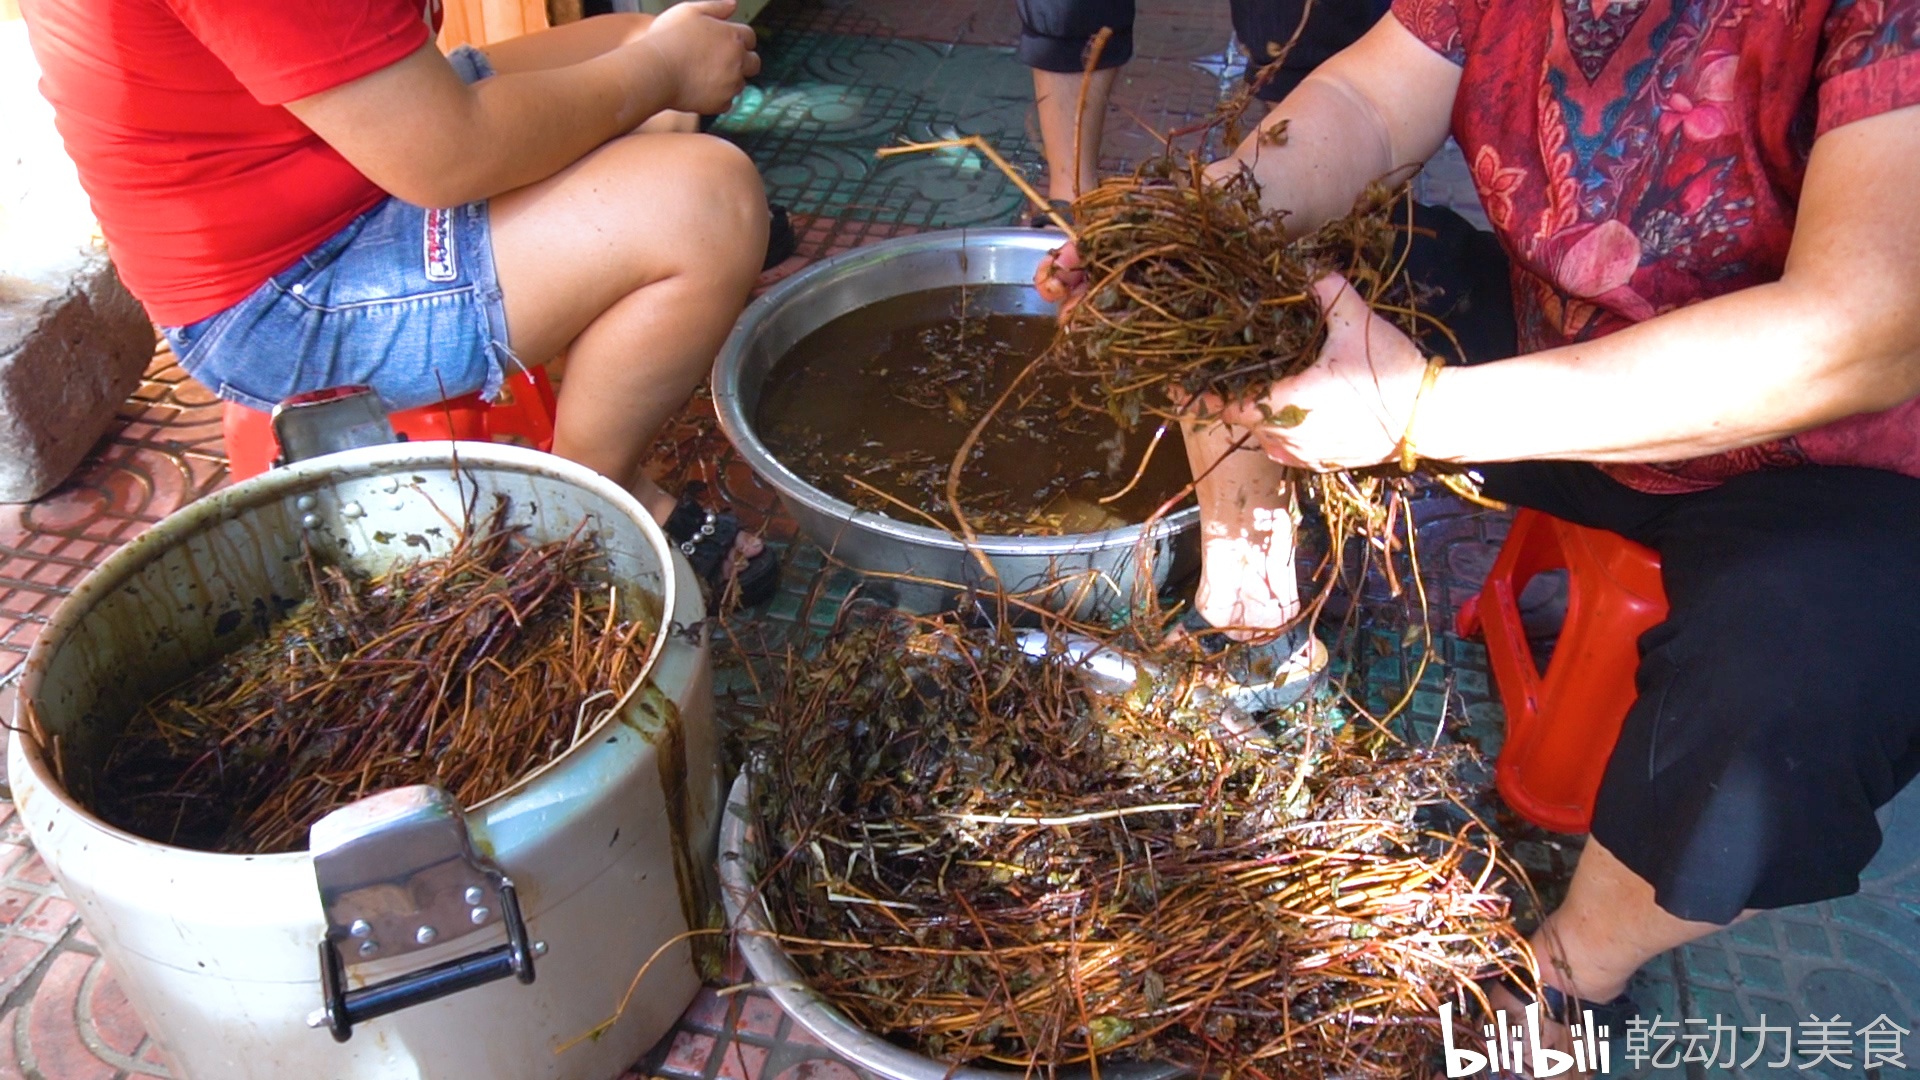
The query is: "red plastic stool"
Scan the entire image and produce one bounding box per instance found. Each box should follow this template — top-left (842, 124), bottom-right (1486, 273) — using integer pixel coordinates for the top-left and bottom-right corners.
top-left (1453, 508), bottom-right (1669, 833)
top-left (222, 367), bottom-right (557, 481)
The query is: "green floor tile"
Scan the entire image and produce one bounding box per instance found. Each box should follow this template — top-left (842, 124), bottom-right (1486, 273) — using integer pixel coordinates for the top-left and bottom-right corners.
top-left (1785, 920), bottom-right (1832, 958)
top-left (1729, 917), bottom-right (1781, 949)
top-left (714, 32), bottom-right (1046, 229)
top-left (764, 589), bottom-right (804, 625)
top-left (1450, 638), bottom-right (1490, 666)
top-left (1734, 952), bottom-right (1788, 994)
top-left (1684, 944), bottom-right (1734, 985)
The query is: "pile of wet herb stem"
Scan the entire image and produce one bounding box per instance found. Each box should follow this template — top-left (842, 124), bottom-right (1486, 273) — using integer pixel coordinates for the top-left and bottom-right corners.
top-left (84, 500), bottom-right (656, 855)
top-left (744, 615), bottom-right (1532, 1078)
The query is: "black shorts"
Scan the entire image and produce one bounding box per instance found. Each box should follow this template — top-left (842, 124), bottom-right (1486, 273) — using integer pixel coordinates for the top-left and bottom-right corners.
top-left (1405, 204), bottom-right (1920, 925)
top-left (1014, 0), bottom-right (1381, 102)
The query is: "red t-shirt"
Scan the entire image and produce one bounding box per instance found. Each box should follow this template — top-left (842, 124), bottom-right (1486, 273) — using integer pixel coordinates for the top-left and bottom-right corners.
top-left (1393, 0), bottom-right (1920, 492)
top-left (20, 0), bottom-right (439, 327)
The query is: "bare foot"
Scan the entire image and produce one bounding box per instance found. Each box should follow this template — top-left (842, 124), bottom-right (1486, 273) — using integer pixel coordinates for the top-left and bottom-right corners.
top-left (1474, 975), bottom-right (1626, 1077)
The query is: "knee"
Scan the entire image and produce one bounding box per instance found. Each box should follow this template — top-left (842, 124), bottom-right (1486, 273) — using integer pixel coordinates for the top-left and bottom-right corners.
top-left (584, 132), bottom-right (766, 285)
top-left (673, 135), bottom-right (767, 282)
top-left (681, 134), bottom-right (764, 206)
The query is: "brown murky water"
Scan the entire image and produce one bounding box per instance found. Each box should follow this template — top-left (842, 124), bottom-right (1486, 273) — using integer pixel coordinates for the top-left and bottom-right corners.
top-left (754, 286), bottom-right (1192, 535)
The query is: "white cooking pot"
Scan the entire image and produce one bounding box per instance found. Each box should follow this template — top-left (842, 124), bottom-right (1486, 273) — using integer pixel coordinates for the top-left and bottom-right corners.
top-left (9, 442), bottom-right (719, 1079)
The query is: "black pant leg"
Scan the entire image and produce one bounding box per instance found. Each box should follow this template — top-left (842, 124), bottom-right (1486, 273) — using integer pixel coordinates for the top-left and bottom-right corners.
top-left (1588, 465), bottom-right (1920, 921)
top-left (1229, 0), bottom-right (1378, 101)
top-left (1017, 0), bottom-right (1137, 72)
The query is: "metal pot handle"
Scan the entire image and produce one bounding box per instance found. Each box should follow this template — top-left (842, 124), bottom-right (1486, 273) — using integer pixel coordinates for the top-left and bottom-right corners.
top-left (271, 385), bottom-right (400, 467)
top-left (304, 786), bottom-right (544, 1042)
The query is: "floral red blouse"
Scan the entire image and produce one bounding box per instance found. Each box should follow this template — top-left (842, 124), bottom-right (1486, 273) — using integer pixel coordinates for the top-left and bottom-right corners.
top-left (1392, 0), bottom-right (1920, 492)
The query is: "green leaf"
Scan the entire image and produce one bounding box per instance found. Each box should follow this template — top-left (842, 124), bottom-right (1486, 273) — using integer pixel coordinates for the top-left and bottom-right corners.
top-left (1088, 1015), bottom-right (1135, 1050)
top-left (1273, 404), bottom-right (1310, 429)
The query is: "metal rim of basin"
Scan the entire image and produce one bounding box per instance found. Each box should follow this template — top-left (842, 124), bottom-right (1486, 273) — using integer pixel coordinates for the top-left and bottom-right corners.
top-left (12, 441), bottom-right (677, 848)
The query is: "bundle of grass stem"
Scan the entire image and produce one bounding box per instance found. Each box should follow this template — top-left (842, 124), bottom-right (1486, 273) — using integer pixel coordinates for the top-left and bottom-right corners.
top-left (87, 498), bottom-right (657, 855)
top-left (880, 99), bottom-right (1488, 570)
top-left (1055, 163), bottom-right (1405, 430)
top-left (741, 614), bottom-right (1530, 1078)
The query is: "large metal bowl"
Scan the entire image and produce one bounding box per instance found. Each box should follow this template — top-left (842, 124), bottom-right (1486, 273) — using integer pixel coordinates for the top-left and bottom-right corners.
top-left (718, 774), bottom-right (1184, 1080)
top-left (712, 229), bottom-right (1197, 615)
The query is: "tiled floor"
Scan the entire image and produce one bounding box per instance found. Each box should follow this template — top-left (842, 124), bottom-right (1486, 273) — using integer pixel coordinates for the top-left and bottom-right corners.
top-left (2, 0), bottom-right (1918, 1077)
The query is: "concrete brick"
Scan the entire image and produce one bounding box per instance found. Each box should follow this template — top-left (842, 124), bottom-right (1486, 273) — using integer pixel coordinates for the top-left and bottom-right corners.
top-left (0, 935), bottom-right (53, 998)
top-left (15, 894), bottom-right (75, 940)
top-left (0, 252), bottom-right (154, 504)
top-left (0, 1011), bottom-right (25, 1080)
top-left (0, 23), bottom-right (154, 504)
top-left (0, 888), bottom-right (32, 927)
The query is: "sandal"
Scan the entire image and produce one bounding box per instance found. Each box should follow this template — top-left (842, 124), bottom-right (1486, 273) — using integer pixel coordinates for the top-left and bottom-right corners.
top-left (663, 482), bottom-right (781, 612)
top-left (1178, 608), bottom-right (1328, 715)
top-left (1026, 198), bottom-right (1074, 230)
top-left (762, 204), bottom-right (798, 271)
top-left (1473, 975), bottom-right (1637, 1076)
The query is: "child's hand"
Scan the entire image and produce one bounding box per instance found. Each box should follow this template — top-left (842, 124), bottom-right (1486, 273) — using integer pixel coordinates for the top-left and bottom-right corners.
top-left (636, 0), bottom-right (760, 116)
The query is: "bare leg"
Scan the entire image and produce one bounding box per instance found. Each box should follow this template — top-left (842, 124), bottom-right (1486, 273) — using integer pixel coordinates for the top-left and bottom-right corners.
top-left (1490, 838), bottom-right (1739, 1046)
top-left (488, 132), bottom-right (768, 554)
top-left (1032, 68), bottom-right (1118, 204)
top-left (1182, 417), bottom-right (1300, 637)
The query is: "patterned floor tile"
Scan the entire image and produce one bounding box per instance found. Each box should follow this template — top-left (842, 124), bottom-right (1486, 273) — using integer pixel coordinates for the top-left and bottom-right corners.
top-left (1130, 0), bottom-right (1242, 62)
top-left (717, 28), bottom-right (1240, 234)
top-left (714, 33), bottom-right (1047, 230)
top-left (0, 346), bottom-right (227, 687)
top-left (763, 0), bottom-right (1024, 51)
top-left (1095, 56), bottom-right (1243, 177)
top-left (763, 0), bottom-right (1238, 63)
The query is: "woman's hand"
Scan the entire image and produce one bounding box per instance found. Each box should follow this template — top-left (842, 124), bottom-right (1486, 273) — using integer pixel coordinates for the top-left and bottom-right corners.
top-left (1035, 240), bottom-right (1087, 310)
top-left (1217, 273), bottom-right (1439, 471)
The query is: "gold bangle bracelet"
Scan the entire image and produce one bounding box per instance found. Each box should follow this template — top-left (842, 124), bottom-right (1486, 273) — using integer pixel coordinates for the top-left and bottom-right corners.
top-left (1396, 358), bottom-right (1447, 473)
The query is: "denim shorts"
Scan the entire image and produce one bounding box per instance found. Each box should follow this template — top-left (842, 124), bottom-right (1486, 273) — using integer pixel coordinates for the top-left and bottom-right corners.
top-left (160, 46), bottom-right (517, 413)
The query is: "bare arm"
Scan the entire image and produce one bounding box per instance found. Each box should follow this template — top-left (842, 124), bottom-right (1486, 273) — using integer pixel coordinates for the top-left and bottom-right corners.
top-left (1421, 105), bottom-right (1920, 463)
top-left (284, 1), bottom-right (756, 208)
top-left (1222, 103), bottom-right (1920, 468)
top-left (1038, 15), bottom-right (1459, 301)
top-left (1207, 14), bottom-right (1460, 235)
top-left (478, 13), bottom-right (652, 74)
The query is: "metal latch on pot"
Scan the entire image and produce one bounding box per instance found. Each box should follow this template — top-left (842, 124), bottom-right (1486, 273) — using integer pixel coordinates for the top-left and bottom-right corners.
top-left (306, 786), bottom-right (542, 1042)
top-left (271, 385), bottom-right (400, 468)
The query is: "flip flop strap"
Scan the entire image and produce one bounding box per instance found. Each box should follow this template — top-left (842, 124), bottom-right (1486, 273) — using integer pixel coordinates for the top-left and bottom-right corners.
top-left (1493, 976), bottom-right (1637, 1030)
top-left (663, 486), bottom-right (741, 580)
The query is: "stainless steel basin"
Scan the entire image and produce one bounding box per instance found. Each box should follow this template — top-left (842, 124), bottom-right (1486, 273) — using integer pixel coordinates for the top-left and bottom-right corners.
top-left (712, 229), bottom-right (1198, 615)
top-left (718, 774), bottom-right (1185, 1080)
